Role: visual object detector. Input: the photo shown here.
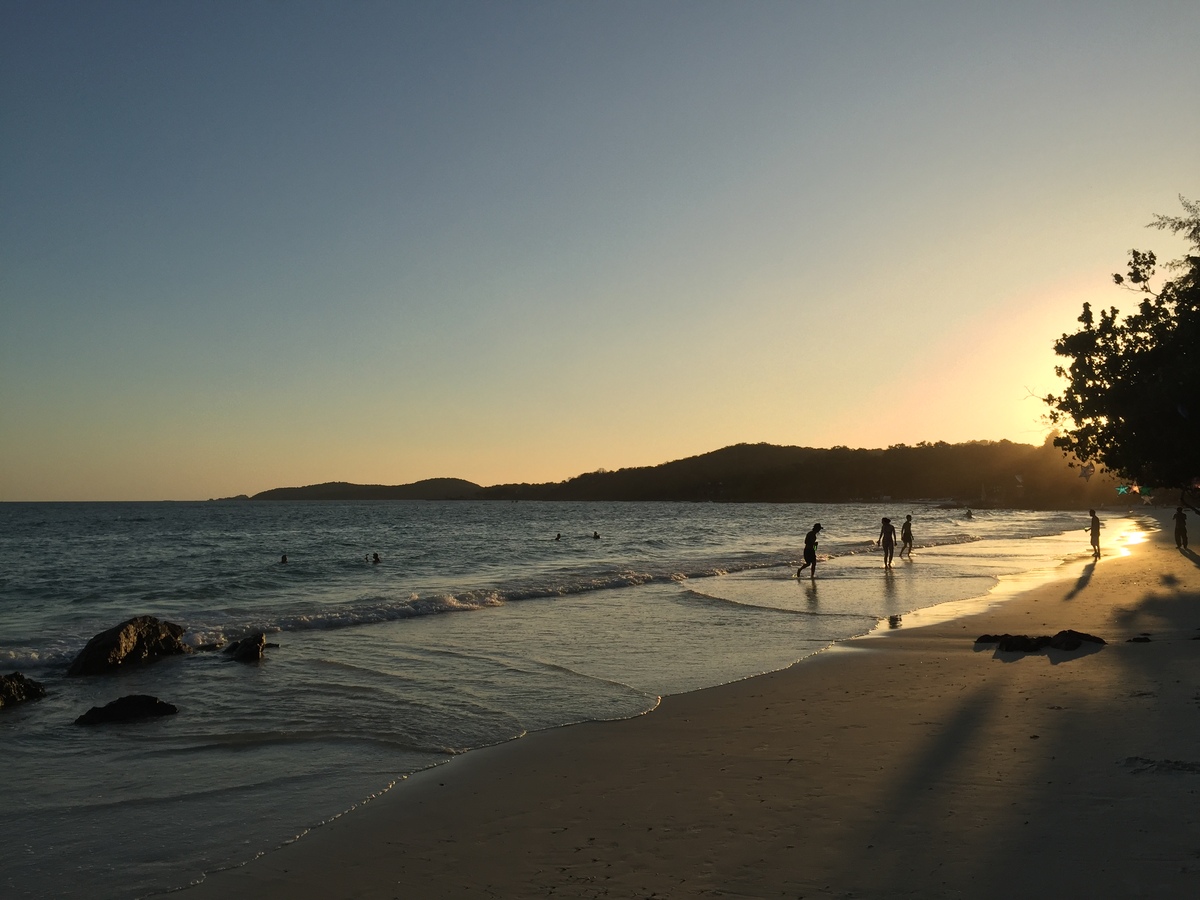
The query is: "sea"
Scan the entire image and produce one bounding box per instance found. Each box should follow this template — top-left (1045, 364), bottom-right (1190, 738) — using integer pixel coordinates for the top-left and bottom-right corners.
top-left (0, 500), bottom-right (1142, 899)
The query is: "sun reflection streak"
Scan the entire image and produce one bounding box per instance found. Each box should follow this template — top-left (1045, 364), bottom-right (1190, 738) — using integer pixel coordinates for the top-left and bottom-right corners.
top-left (1114, 523), bottom-right (1150, 557)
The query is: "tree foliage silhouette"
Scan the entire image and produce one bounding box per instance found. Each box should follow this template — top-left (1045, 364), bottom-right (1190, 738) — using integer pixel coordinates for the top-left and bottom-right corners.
top-left (1046, 196), bottom-right (1199, 508)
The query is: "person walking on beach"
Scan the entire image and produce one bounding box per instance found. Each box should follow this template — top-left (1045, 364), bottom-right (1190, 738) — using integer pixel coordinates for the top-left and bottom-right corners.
top-left (1088, 509), bottom-right (1102, 558)
top-left (877, 517), bottom-right (897, 569)
top-left (797, 523), bottom-right (822, 580)
top-left (899, 514), bottom-right (914, 558)
top-left (1174, 507), bottom-right (1189, 549)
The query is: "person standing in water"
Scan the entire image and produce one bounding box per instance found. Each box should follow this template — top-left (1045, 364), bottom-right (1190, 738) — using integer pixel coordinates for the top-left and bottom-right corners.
top-left (877, 517), bottom-right (897, 569)
top-left (1173, 507), bottom-right (1189, 549)
top-left (1088, 509), bottom-right (1102, 558)
top-left (899, 514), bottom-right (914, 558)
top-left (796, 523), bottom-right (822, 580)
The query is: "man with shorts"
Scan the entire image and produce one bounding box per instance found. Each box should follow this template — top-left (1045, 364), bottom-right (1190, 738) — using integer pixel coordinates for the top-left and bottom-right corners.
top-left (797, 523), bottom-right (822, 580)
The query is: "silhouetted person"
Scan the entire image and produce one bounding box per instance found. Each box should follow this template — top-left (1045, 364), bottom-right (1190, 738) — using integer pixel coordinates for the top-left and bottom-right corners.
top-left (554, 533), bottom-right (561, 541)
top-left (593, 531), bottom-right (600, 539)
top-left (1088, 509), bottom-right (1102, 558)
top-left (877, 517), bottom-right (897, 569)
top-left (1174, 507), bottom-right (1189, 549)
top-left (899, 514), bottom-right (914, 558)
top-left (797, 523), bottom-right (822, 580)
top-left (372, 552), bottom-right (381, 565)
top-left (964, 508), bottom-right (973, 519)
top-left (280, 554), bottom-right (288, 564)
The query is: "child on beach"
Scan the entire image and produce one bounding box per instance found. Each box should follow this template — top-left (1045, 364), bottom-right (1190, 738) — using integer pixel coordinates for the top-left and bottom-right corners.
top-left (877, 517), bottom-right (897, 569)
top-left (899, 514), bottom-right (913, 558)
top-left (1088, 509), bottom-right (1102, 558)
top-left (1174, 507), bottom-right (1189, 549)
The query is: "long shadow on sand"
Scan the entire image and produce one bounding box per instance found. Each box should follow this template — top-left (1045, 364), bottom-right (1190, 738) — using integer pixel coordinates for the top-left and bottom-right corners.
top-left (1062, 561), bottom-right (1096, 600)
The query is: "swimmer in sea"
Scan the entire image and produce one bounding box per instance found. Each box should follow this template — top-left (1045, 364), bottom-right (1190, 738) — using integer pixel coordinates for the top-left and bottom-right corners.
top-left (796, 523), bottom-right (822, 580)
top-left (372, 552), bottom-right (381, 565)
top-left (280, 554), bottom-right (288, 564)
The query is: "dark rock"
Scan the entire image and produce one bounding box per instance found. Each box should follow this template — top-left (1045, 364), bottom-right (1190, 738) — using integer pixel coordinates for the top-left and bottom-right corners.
top-left (997, 634), bottom-right (1051, 652)
top-left (75, 694), bottom-right (178, 725)
top-left (976, 630), bottom-right (1106, 653)
top-left (66, 616), bottom-right (190, 677)
top-left (1127, 636), bottom-right (1152, 643)
top-left (224, 632), bottom-right (267, 662)
top-left (1049, 629), bottom-right (1107, 651)
top-left (0, 672), bottom-right (47, 709)
top-left (977, 633), bottom-right (1048, 652)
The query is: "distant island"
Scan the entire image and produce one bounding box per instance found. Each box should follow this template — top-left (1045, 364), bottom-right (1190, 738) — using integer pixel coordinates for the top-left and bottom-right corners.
top-left (248, 478), bottom-right (482, 502)
top-left (216, 440), bottom-right (1122, 509)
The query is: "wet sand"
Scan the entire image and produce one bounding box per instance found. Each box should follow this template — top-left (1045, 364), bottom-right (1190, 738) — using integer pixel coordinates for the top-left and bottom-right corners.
top-left (182, 513), bottom-right (1200, 899)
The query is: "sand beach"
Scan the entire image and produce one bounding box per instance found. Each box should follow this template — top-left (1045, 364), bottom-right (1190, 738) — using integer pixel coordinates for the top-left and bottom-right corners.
top-left (182, 512), bottom-right (1199, 899)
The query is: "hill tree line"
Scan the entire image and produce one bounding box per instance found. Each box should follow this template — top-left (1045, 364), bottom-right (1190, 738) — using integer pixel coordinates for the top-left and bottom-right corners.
top-left (234, 440), bottom-right (1126, 507)
top-left (476, 439), bottom-right (1119, 507)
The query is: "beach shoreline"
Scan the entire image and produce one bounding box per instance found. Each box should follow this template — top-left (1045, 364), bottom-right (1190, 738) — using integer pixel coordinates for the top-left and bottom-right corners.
top-left (177, 510), bottom-right (1200, 899)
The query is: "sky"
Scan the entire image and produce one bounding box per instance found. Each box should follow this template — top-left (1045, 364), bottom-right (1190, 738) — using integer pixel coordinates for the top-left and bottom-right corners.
top-left (1, 1), bottom-right (1197, 501)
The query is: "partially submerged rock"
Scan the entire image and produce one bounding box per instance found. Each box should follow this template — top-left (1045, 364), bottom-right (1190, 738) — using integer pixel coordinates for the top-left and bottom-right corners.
top-left (975, 630), bottom-right (1106, 653)
top-left (66, 616), bottom-right (190, 677)
top-left (75, 694), bottom-right (178, 725)
top-left (0, 672), bottom-right (47, 709)
top-left (224, 632), bottom-right (268, 662)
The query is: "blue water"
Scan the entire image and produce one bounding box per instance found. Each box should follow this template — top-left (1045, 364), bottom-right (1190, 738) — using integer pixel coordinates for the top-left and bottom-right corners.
top-left (0, 500), bottom-right (1103, 898)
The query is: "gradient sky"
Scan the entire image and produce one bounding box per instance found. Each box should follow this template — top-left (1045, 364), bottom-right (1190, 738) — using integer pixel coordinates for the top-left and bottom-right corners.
top-left (2, 1), bottom-right (1197, 500)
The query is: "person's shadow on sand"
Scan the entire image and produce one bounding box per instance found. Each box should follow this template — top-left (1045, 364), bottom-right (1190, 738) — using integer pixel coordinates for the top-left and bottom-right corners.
top-left (1180, 547), bottom-right (1200, 569)
top-left (1063, 561), bottom-right (1096, 600)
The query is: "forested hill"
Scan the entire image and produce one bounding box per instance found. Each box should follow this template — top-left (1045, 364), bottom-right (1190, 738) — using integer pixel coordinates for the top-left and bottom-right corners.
top-left (238, 441), bottom-right (1123, 507)
top-left (478, 440), bottom-right (1121, 508)
top-left (250, 478), bottom-right (481, 501)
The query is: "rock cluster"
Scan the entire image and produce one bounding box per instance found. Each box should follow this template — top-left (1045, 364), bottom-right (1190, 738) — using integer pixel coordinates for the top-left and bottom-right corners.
top-left (66, 616), bottom-right (190, 677)
top-left (0, 672), bottom-right (47, 709)
top-left (975, 629), bottom-right (1106, 652)
top-left (11, 617), bottom-right (282, 727)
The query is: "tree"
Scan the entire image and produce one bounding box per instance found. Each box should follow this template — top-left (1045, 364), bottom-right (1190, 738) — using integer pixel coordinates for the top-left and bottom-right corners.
top-left (1045, 196), bottom-right (1200, 510)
